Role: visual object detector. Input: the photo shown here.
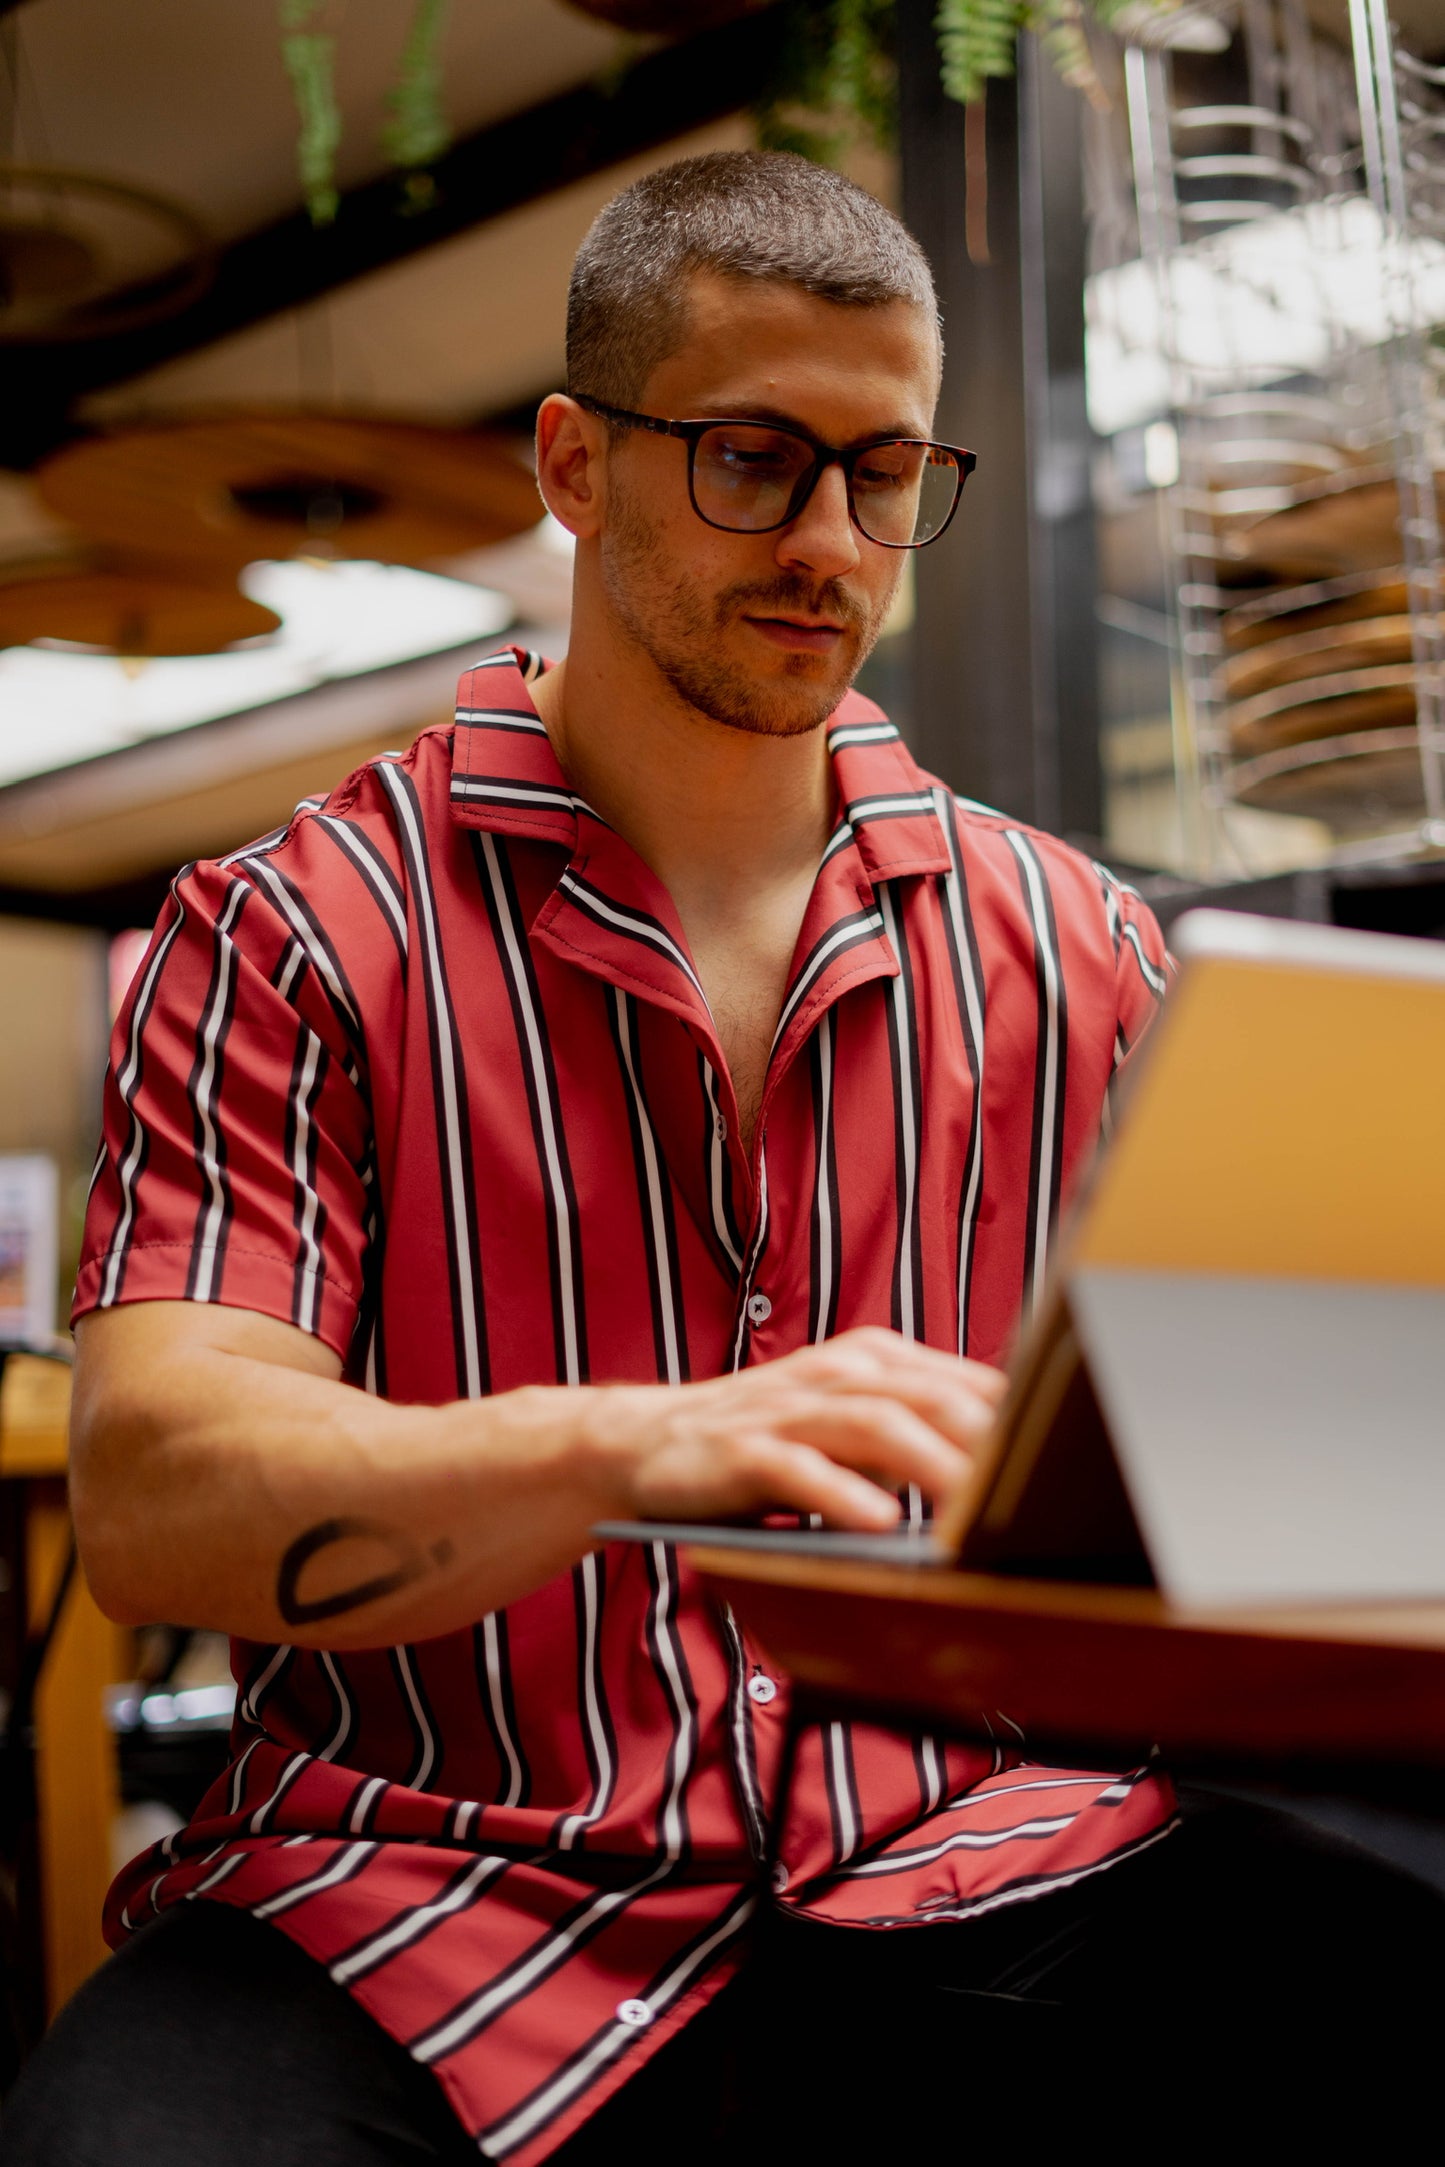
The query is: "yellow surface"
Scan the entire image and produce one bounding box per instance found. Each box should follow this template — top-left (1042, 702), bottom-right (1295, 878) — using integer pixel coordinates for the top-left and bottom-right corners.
top-left (0, 1356), bottom-right (72, 1478)
top-left (1075, 957), bottom-right (1445, 1284)
top-left (2, 1359), bottom-right (124, 2017)
top-left (27, 1482), bottom-right (121, 2016)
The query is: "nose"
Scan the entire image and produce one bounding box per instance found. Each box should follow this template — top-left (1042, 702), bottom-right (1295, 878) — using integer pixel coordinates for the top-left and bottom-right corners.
top-left (774, 458), bottom-right (861, 582)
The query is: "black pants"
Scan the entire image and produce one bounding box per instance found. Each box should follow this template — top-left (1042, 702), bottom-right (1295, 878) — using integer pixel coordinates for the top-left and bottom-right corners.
top-left (7, 1790), bottom-right (1445, 2164)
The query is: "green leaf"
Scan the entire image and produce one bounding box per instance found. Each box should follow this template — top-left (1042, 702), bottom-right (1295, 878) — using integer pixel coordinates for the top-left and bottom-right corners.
top-left (279, 10), bottom-right (342, 228)
top-left (380, 0), bottom-right (451, 174)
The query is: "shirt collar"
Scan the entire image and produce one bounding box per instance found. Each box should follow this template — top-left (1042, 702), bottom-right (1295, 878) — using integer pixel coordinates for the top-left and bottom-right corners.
top-left (448, 646), bottom-right (951, 881)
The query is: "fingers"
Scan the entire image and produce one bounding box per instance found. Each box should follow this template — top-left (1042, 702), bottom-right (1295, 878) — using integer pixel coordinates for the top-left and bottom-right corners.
top-left (754, 1333), bottom-right (1003, 1460)
top-left (803, 1327), bottom-right (1008, 1405)
top-left (721, 1436), bottom-right (904, 1530)
top-left (772, 1393), bottom-right (971, 1503)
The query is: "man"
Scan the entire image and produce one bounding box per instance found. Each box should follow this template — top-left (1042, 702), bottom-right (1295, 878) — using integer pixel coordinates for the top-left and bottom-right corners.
top-left (9, 151), bottom-right (1444, 2164)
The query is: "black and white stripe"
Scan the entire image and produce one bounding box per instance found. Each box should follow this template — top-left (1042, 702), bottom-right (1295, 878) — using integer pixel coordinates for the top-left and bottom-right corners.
top-left (642, 1539), bottom-right (700, 1864)
top-left (770, 907), bottom-right (884, 1055)
top-left (1004, 829), bottom-right (1068, 1318)
top-left (329, 1850), bottom-right (513, 1986)
top-left (249, 1749), bottom-right (311, 1835)
top-left (819, 818), bottom-right (857, 865)
top-left (826, 720), bottom-right (899, 753)
top-left (282, 1020), bottom-right (330, 1335)
top-left (252, 1838), bottom-right (377, 1920)
top-left (316, 816), bottom-right (409, 964)
top-left (474, 1611), bottom-right (528, 1810)
top-left (474, 832), bottom-right (589, 1390)
top-left (606, 991), bottom-right (700, 1860)
top-left (317, 1650), bottom-right (355, 1764)
top-left (806, 1013), bottom-right (841, 1346)
top-left (449, 777), bottom-right (581, 818)
top-left (727, 1141), bottom-right (770, 1374)
top-left (551, 1553), bottom-right (618, 1853)
top-left (718, 1601), bottom-right (768, 1865)
top-left (376, 762), bottom-right (489, 1400)
top-left (558, 872), bottom-right (707, 1004)
top-left (182, 877), bottom-right (250, 1304)
top-left (823, 1719), bottom-right (863, 1866)
top-left (934, 790), bottom-right (987, 1358)
top-left (346, 1772), bottom-right (388, 1835)
top-left (99, 877), bottom-right (190, 1303)
top-left (699, 1053), bottom-right (744, 1277)
top-left (238, 1646), bottom-right (292, 1729)
top-left (243, 856), bottom-right (366, 1056)
top-left (389, 1644), bottom-right (439, 1792)
top-left (844, 790), bottom-right (941, 828)
top-left (609, 990), bottom-right (688, 1386)
top-left (270, 935), bottom-right (307, 1002)
top-left (478, 1888), bottom-right (757, 2160)
top-left (407, 1857), bottom-right (676, 2067)
top-left (453, 706), bottom-right (549, 735)
top-left (848, 1819), bottom-right (1179, 1927)
top-left (877, 884), bottom-right (924, 1348)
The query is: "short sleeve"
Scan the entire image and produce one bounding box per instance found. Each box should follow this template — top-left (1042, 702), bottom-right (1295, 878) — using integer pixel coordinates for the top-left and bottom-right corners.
top-left (1095, 863), bottom-right (1172, 1063)
top-left (74, 857), bottom-right (374, 1361)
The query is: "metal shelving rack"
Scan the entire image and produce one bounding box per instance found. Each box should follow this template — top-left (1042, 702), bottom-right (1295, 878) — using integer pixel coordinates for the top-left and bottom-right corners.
top-left (1092, 0), bottom-right (1445, 882)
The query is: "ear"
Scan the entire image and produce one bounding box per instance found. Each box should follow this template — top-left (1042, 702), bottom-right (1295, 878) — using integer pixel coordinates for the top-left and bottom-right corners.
top-left (535, 393), bottom-right (607, 542)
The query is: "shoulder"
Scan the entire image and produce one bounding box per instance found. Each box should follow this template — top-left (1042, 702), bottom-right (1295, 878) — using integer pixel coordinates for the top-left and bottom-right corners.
top-left (181, 726), bottom-right (462, 947)
top-left (916, 770), bottom-right (1170, 1008)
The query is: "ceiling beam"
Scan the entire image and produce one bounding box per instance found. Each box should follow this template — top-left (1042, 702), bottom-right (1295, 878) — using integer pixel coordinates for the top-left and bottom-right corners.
top-left (2, 7), bottom-right (784, 468)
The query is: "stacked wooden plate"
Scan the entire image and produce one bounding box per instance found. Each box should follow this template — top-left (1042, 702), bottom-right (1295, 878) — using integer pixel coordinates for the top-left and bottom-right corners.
top-left (1217, 567), bottom-right (1441, 826)
top-left (1180, 416), bottom-right (1445, 829)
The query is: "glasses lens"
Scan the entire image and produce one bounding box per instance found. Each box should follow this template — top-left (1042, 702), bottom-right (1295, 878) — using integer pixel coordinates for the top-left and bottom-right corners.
top-left (851, 442), bottom-right (962, 546)
top-left (692, 424), bottom-right (816, 532)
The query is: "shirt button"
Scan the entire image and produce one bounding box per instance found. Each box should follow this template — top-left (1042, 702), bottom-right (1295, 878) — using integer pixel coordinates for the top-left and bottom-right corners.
top-left (616, 1999), bottom-right (653, 2028)
top-left (714, 1113), bottom-right (728, 1142)
top-left (747, 1673), bottom-right (778, 1705)
top-left (746, 1292), bottom-right (772, 1326)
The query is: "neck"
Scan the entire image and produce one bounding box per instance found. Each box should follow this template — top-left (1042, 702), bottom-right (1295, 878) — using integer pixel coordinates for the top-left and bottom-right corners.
top-left (530, 612), bottom-right (835, 913)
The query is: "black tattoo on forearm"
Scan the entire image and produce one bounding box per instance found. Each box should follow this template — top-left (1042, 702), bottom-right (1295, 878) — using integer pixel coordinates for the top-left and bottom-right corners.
top-left (276, 1517), bottom-right (457, 1626)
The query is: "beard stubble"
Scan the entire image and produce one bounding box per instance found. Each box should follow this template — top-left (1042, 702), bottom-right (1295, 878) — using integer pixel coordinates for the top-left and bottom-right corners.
top-left (599, 474), bottom-right (894, 740)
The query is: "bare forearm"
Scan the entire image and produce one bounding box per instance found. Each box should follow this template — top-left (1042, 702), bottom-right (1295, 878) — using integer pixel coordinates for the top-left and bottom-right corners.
top-left (72, 1305), bottom-right (1002, 1649)
top-left (71, 1332), bottom-right (609, 1648)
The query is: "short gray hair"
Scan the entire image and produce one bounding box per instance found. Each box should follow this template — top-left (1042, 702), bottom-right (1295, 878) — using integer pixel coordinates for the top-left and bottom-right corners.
top-left (566, 149), bottom-right (938, 408)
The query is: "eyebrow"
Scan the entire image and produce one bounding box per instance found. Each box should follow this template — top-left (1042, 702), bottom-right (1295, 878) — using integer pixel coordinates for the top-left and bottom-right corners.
top-left (688, 401), bottom-right (934, 446)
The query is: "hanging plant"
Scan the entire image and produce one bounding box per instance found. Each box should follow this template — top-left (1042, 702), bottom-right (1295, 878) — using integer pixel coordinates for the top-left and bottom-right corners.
top-left (380, 0), bottom-right (451, 211)
top-left (280, 0), bottom-right (1182, 236)
top-left (279, 0), bottom-right (453, 229)
top-left (279, 0), bottom-right (345, 228)
top-left (753, 0), bottom-right (898, 164)
top-left (754, 0), bottom-right (1180, 161)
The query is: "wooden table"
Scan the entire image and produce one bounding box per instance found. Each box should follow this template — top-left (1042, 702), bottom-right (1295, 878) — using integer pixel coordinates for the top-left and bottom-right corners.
top-left (2, 1356), bottom-right (125, 2021)
top-left (688, 1544), bottom-right (1445, 1799)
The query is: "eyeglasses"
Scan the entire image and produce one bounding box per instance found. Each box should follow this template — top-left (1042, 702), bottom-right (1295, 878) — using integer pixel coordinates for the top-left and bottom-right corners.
top-left (572, 394), bottom-right (976, 550)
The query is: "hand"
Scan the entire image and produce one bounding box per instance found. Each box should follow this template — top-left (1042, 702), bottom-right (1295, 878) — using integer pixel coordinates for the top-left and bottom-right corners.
top-left (578, 1328), bottom-right (1006, 1532)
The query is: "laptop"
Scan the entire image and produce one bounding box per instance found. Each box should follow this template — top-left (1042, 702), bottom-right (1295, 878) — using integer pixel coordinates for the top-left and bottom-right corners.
top-left (597, 909), bottom-right (1445, 1610)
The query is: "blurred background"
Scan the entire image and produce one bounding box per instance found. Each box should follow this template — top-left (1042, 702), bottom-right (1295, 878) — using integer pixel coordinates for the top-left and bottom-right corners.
top-left (0, 0), bottom-right (1442, 2044)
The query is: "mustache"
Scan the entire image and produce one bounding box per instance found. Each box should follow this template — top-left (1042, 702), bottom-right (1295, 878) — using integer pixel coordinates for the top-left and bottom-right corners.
top-left (715, 573), bottom-right (871, 633)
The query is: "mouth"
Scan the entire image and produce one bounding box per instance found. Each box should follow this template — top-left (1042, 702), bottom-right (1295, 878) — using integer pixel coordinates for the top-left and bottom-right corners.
top-left (742, 614), bottom-right (850, 655)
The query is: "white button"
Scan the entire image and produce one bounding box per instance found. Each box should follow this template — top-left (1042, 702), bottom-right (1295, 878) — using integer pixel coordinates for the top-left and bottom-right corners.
top-left (616, 1998), bottom-right (653, 2028)
top-left (714, 1113), bottom-right (728, 1142)
top-left (770, 1860), bottom-right (790, 1893)
top-left (746, 1292), bottom-right (772, 1326)
top-left (747, 1673), bottom-right (777, 1705)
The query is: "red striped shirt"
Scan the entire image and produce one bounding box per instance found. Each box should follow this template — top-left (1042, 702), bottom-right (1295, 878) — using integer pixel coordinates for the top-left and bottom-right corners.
top-left (77, 647), bottom-right (1175, 2161)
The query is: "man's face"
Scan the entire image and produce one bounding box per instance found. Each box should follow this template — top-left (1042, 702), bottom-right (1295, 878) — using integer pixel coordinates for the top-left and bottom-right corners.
top-left (595, 271), bottom-right (941, 740)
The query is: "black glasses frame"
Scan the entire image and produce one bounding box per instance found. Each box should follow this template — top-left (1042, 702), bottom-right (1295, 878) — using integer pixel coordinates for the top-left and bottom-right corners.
top-left (571, 393), bottom-right (977, 550)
